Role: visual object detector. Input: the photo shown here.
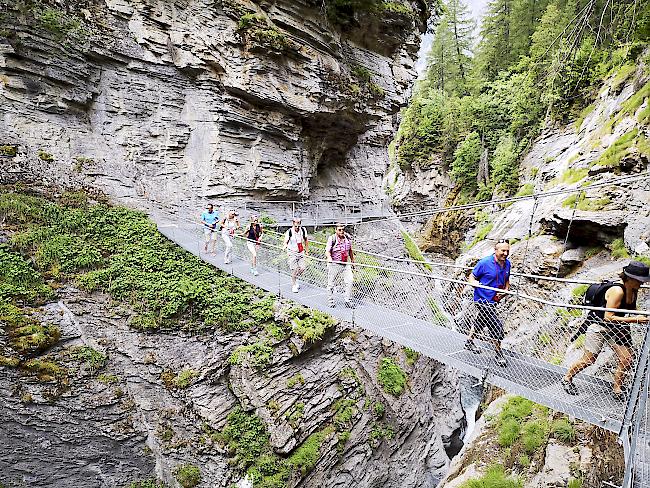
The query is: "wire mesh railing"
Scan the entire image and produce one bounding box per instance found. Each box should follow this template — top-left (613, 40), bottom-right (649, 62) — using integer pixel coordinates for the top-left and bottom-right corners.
top-left (160, 218), bottom-right (650, 436)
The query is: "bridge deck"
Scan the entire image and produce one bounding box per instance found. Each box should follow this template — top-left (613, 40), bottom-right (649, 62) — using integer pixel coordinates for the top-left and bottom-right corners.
top-left (157, 221), bottom-right (627, 433)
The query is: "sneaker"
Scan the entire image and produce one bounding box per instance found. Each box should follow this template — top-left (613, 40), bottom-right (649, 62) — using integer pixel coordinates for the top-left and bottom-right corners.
top-left (494, 351), bottom-right (508, 367)
top-left (561, 378), bottom-right (578, 396)
top-left (224, 258), bottom-right (231, 264)
top-left (464, 340), bottom-right (480, 354)
top-left (292, 284), bottom-right (299, 293)
top-left (252, 268), bottom-right (259, 276)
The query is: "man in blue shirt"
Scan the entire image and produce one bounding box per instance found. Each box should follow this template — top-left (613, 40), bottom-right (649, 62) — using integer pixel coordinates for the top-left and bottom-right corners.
top-left (464, 239), bottom-right (511, 367)
top-left (200, 204), bottom-right (219, 254)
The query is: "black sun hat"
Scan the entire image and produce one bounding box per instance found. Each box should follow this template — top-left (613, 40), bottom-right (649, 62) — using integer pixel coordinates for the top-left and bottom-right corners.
top-left (623, 261), bottom-right (650, 283)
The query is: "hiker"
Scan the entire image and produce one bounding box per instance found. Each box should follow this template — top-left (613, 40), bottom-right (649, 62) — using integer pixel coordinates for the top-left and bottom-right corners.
top-left (220, 210), bottom-right (240, 265)
top-left (200, 204), bottom-right (219, 254)
top-left (326, 224), bottom-right (355, 308)
top-left (561, 261), bottom-right (650, 400)
top-left (283, 217), bottom-right (308, 293)
top-left (243, 215), bottom-right (263, 276)
top-left (464, 239), bottom-right (511, 367)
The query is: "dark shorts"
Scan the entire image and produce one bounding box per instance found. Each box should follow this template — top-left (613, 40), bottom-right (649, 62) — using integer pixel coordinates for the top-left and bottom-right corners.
top-left (474, 302), bottom-right (505, 341)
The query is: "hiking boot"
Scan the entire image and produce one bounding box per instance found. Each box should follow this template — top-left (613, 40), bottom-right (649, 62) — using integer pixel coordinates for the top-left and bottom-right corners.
top-left (252, 268), bottom-right (259, 276)
top-left (464, 340), bottom-right (480, 354)
top-left (292, 283), bottom-right (299, 293)
top-left (495, 351), bottom-right (508, 367)
top-left (561, 378), bottom-right (578, 396)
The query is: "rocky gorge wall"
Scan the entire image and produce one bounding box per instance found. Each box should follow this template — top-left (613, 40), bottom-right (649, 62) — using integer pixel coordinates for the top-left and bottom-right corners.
top-left (0, 0), bottom-right (428, 210)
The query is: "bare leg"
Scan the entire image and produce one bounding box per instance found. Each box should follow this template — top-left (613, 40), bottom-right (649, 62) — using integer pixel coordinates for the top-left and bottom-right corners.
top-left (564, 351), bottom-right (597, 382)
top-left (612, 344), bottom-right (633, 394)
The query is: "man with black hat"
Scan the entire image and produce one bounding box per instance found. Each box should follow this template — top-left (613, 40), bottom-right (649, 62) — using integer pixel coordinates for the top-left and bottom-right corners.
top-left (562, 260), bottom-right (650, 400)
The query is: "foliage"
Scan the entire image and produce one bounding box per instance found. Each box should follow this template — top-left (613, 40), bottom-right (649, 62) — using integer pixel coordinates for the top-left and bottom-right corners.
top-left (562, 193), bottom-right (610, 211)
top-left (369, 422), bottom-right (394, 446)
top-left (521, 420), bottom-right (547, 453)
top-left (459, 465), bottom-right (522, 488)
top-left (373, 401), bottom-right (385, 418)
top-left (514, 183), bottom-right (534, 197)
top-left (451, 131), bottom-right (482, 193)
top-left (0, 189), bottom-right (273, 333)
top-left (572, 284), bottom-right (589, 297)
top-left (401, 231), bottom-right (431, 270)
top-left (490, 135), bottom-right (519, 194)
top-left (0, 245), bottom-right (53, 304)
top-left (287, 373), bottom-right (305, 388)
top-left (593, 129), bottom-right (639, 168)
top-left (610, 238), bottom-right (630, 259)
top-left (377, 357), bottom-right (407, 396)
top-left (289, 308), bottom-right (336, 342)
top-left (568, 478), bottom-right (583, 488)
top-left (403, 347), bottom-right (419, 366)
top-left (128, 479), bottom-right (168, 488)
top-left (174, 465), bottom-right (201, 488)
top-left (174, 368), bottom-right (198, 388)
top-left (218, 407), bottom-right (271, 470)
top-left (468, 221), bottom-right (493, 249)
top-left (69, 346), bottom-right (107, 372)
top-left (0, 145), bottom-right (17, 156)
top-left (551, 418), bottom-right (576, 443)
top-left (229, 341), bottom-right (273, 368)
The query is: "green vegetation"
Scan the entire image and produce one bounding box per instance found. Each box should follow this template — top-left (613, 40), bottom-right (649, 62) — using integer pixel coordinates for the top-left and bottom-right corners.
top-left (128, 479), bottom-right (168, 488)
top-left (377, 357), bottom-right (407, 396)
top-left (174, 465), bottom-right (201, 488)
top-left (218, 407), bottom-right (333, 486)
top-left (288, 307), bottom-right (336, 342)
top-left (0, 188), bottom-right (273, 333)
top-left (551, 418), bottom-right (576, 443)
top-left (229, 341), bottom-right (273, 368)
top-left (0, 145), bottom-right (17, 156)
top-left (468, 221), bottom-right (493, 249)
top-left (237, 12), bottom-right (291, 52)
top-left (561, 192), bottom-right (610, 211)
top-left (610, 238), bottom-right (630, 259)
top-left (514, 183), bottom-right (534, 197)
top-left (403, 347), bottom-right (419, 366)
top-left (593, 129), bottom-right (639, 168)
top-left (369, 422), bottom-right (394, 446)
top-left (37, 150), bottom-right (54, 162)
top-left (574, 104), bottom-right (595, 131)
top-left (394, 0), bottom-right (649, 200)
top-left (333, 398), bottom-right (357, 430)
top-left (97, 373), bottom-right (119, 384)
top-left (372, 401), bottom-right (385, 418)
top-left (568, 478), bottom-right (583, 488)
top-left (33, 6), bottom-right (87, 40)
top-left (572, 284), bottom-right (589, 298)
top-left (459, 465), bottom-right (522, 488)
top-left (69, 346), bottom-right (107, 372)
top-left (174, 368), bottom-right (198, 388)
top-left (551, 168), bottom-right (589, 187)
top-left (324, 0), bottom-right (415, 28)
top-left (287, 373), bottom-right (305, 388)
top-left (401, 231), bottom-right (431, 271)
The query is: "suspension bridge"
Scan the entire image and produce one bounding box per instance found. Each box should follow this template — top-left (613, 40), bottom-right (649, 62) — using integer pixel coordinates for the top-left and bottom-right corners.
top-left (155, 173), bottom-right (650, 487)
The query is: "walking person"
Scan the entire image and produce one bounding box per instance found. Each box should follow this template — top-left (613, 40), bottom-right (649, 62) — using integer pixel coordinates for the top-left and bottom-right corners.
top-left (243, 215), bottom-right (263, 276)
top-left (326, 224), bottom-right (355, 308)
top-left (464, 239), bottom-right (511, 367)
top-left (561, 261), bottom-right (650, 400)
top-left (283, 218), bottom-right (308, 293)
top-left (220, 210), bottom-right (240, 265)
top-left (200, 204), bottom-right (219, 254)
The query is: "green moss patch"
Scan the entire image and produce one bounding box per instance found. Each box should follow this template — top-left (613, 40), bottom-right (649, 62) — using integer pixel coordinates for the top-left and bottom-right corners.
top-left (593, 129), bottom-right (639, 168)
top-left (377, 357), bottom-right (407, 396)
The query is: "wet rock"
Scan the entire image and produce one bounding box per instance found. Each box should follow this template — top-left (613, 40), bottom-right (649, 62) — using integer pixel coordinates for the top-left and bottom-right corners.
top-left (540, 210), bottom-right (628, 246)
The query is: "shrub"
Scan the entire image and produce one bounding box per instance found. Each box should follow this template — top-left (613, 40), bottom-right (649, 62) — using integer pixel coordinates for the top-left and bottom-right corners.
top-left (290, 309), bottom-right (335, 342)
top-left (69, 346), bottom-right (107, 372)
top-left (459, 465), bottom-right (522, 488)
top-left (610, 238), bottom-right (630, 259)
top-left (287, 373), bottom-right (305, 388)
top-left (498, 418), bottom-right (521, 447)
top-left (514, 183), bottom-right (534, 197)
top-left (572, 284), bottom-right (589, 297)
top-left (403, 347), bottom-right (419, 366)
top-left (451, 131), bottom-right (482, 193)
top-left (174, 465), bottom-right (201, 488)
top-left (491, 134), bottom-right (520, 194)
top-left (401, 231), bottom-right (431, 270)
top-left (175, 368), bottom-right (198, 388)
top-left (521, 420), bottom-right (547, 453)
top-left (229, 341), bottom-right (273, 368)
top-left (551, 418), bottom-right (576, 443)
top-left (218, 407), bottom-right (271, 470)
top-left (377, 357), bottom-right (407, 396)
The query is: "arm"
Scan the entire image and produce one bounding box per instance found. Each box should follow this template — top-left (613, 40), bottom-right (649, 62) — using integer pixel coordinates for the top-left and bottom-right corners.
top-left (349, 245), bottom-right (355, 264)
top-left (468, 273), bottom-right (480, 287)
top-left (303, 231), bottom-right (309, 255)
top-left (603, 288), bottom-right (649, 323)
top-left (325, 237), bottom-right (332, 262)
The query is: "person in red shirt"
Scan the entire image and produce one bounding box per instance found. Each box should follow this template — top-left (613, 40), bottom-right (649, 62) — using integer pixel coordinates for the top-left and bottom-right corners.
top-left (326, 224), bottom-right (355, 308)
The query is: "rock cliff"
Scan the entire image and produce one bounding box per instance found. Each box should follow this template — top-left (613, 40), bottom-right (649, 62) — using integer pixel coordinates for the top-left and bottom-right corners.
top-left (0, 0), bottom-right (428, 208)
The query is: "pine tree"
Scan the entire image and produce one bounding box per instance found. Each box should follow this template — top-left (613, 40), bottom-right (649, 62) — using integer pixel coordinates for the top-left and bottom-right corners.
top-left (475, 0), bottom-right (514, 79)
top-left (426, 0), bottom-right (474, 95)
